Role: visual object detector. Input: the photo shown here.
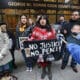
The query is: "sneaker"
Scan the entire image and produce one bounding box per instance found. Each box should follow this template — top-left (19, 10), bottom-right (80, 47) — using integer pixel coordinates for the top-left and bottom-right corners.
top-left (61, 64), bottom-right (66, 70)
top-left (29, 68), bottom-right (32, 72)
top-left (71, 67), bottom-right (78, 73)
top-left (13, 64), bottom-right (17, 69)
top-left (26, 67), bottom-right (30, 72)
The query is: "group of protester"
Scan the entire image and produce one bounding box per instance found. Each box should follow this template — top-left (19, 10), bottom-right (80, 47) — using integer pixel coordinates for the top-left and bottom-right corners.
top-left (56, 11), bottom-right (80, 73)
top-left (0, 10), bottom-right (80, 80)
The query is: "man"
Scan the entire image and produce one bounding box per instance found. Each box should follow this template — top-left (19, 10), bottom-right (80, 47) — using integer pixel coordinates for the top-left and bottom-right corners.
top-left (61, 11), bottom-right (80, 73)
top-left (56, 15), bottom-right (68, 39)
top-left (56, 15), bottom-right (67, 26)
top-left (56, 15), bottom-right (68, 58)
top-left (63, 11), bottom-right (80, 37)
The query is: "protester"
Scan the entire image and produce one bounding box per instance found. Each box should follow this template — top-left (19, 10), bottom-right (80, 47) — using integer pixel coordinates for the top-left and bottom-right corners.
top-left (56, 15), bottom-right (67, 27)
top-left (28, 18), bottom-right (34, 26)
top-left (56, 15), bottom-right (68, 58)
top-left (16, 14), bottom-right (29, 49)
top-left (61, 23), bottom-right (80, 73)
top-left (61, 11), bottom-right (80, 73)
top-left (62, 11), bottom-right (80, 37)
top-left (28, 15), bottom-right (56, 80)
top-left (0, 22), bottom-right (12, 77)
top-left (0, 23), bottom-right (17, 69)
top-left (16, 14), bottom-right (33, 72)
top-left (66, 24), bottom-right (80, 64)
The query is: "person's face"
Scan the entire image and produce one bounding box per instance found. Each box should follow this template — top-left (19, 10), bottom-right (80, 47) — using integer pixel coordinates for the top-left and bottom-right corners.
top-left (71, 25), bottom-right (80, 34)
top-left (28, 18), bottom-right (33, 25)
top-left (0, 24), bottom-right (7, 32)
top-left (59, 16), bottom-right (64, 22)
top-left (71, 12), bottom-right (80, 20)
top-left (40, 18), bottom-right (46, 27)
top-left (21, 15), bottom-right (27, 24)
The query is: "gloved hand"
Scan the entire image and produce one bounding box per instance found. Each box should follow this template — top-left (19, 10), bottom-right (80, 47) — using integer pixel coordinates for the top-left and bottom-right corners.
top-left (56, 33), bottom-right (64, 40)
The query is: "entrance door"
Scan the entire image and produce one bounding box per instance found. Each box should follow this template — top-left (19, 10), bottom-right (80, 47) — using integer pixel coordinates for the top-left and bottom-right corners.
top-left (3, 15), bottom-right (19, 32)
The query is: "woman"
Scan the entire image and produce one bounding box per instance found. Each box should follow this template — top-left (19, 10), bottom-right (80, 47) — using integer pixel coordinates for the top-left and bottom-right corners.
top-left (29, 15), bottom-right (56, 80)
top-left (16, 14), bottom-right (29, 49)
top-left (16, 15), bottom-right (33, 72)
top-left (0, 22), bottom-right (12, 77)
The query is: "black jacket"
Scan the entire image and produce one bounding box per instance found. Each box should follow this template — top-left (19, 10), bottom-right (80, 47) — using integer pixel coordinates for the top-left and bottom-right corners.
top-left (22, 25), bottom-right (34, 37)
top-left (7, 30), bottom-right (16, 49)
top-left (63, 18), bottom-right (80, 37)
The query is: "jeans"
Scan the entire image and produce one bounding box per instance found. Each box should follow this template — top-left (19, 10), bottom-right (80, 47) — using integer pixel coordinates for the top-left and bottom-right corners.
top-left (10, 47), bottom-right (16, 66)
top-left (41, 62), bottom-right (52, 80)
top-left (0, 61), bottom-right (13, 73)
top-left (62, 48), bottom-right (77, 67)
top-left (21, 49), bottom-right (33, 68)
top-left (0, 64), bottom-right (9, 72)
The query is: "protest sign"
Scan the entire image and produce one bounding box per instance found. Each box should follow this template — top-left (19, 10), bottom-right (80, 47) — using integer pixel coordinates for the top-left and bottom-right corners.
top-left (23, 39), bottom-right (62, 57)
top-left (19, 37), bottom-right (28, 49)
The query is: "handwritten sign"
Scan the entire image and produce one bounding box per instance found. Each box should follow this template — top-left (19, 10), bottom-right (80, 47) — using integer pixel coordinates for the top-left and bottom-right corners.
top-left (23, 39), bottom-right (62, 57)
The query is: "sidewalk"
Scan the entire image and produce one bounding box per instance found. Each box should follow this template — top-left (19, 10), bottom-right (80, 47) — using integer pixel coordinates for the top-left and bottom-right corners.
top-left (13, 50), bottom-right (80, 80)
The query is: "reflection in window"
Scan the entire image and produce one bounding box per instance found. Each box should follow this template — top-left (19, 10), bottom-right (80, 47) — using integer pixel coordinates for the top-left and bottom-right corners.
top-left (47, 10), bottom-right (56, 14)
top-left (44, 0), bottom-right (56, 2)
top-left (72, 0), bottom-right (79, 4)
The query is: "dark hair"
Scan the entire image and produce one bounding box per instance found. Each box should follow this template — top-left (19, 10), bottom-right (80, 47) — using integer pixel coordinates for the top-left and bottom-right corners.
top-left (36, 15), bottom-right (52, 31)
top-left (0, 22), bottom-right (7, 26)
top-left (59, 15), bottom-right (64, 17)
top-left (71, 23), bottom-right (80, 29)
top-left (20, 14), bottom-right (28, 19)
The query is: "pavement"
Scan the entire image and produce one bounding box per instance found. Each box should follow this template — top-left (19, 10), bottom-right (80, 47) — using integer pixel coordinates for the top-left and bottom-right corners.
top-left (12, 50), bottom-right (80, 80)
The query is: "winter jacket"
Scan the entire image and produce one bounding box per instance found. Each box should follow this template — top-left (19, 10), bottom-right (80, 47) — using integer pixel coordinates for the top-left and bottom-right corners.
top-left (67, 35), bottom-right (80, 45)
top-left (56, 21), bottom-right (67, 27)
top-left (22, 25), bottom-right (34, 37)
top-left (0, 32), bottom-right (12, 66)
top-left (29, 26), bottom-right (56, 67)
top-left (63, 18), bottom-right (80, 37)
top-left (16, 25), bottom-right (31, 49)
top-left (29, 26), bottom-right (56, 41)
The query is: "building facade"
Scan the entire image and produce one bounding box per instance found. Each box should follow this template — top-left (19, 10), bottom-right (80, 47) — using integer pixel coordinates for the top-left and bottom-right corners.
top-left (0, 0), bottom-right (80, 32)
